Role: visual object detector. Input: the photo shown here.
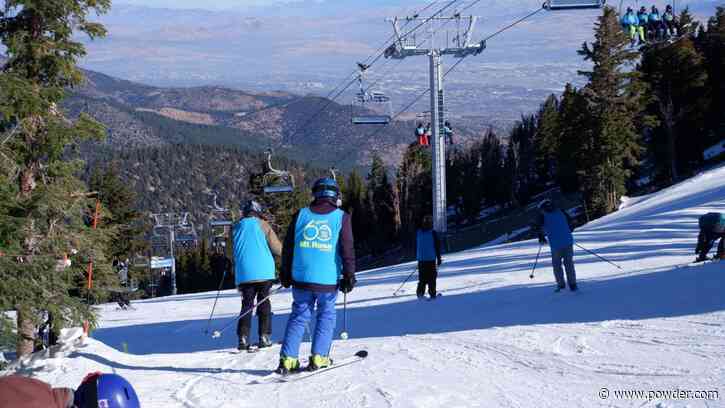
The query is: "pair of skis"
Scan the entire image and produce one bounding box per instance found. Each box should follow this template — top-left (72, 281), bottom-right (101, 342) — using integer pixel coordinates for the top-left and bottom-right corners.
top-left (249, 350), bottom-right (368, 384)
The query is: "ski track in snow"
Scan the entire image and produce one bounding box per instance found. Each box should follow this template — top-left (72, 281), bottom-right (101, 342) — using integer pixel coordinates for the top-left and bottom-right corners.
top-left (7, 164), bottom-right (725, 407)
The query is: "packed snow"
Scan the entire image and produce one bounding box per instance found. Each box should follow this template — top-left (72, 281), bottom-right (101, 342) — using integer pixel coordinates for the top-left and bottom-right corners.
top-left (5, 165), bottom-right (725, 407)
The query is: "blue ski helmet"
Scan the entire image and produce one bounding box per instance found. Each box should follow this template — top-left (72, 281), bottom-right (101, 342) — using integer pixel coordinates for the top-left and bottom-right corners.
top-left (74, 373), bottom-right (140, 408)
top-left (312, 178), bottom-right (339, 199)
top-left (241, 199), bottom-right (263, 216)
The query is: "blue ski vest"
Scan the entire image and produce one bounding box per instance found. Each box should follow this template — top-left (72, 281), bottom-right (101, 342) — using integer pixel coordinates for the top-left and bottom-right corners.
top-left (232, 217), bottom-right (276, 285)
top-left (542, 210), bottom-right (574, 251)
top-left (417, 230), bottom-right (437, 261)
top-left (292, 208), bottom-right (344, 285)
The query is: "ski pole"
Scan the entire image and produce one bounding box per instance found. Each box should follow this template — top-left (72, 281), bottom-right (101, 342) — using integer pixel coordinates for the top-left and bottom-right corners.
top-left (530, 244), bottom-right (543, 279)
top-left (393, 266), bottom-right (418, 296)
top-left (211, 285), bottom-right (285, 339)
top-left (575, 243), bottom-right (622, 270)
top-left (204, 268), bottom-right (227, 334)
top-left (340, 292), bottom-right (348, 340)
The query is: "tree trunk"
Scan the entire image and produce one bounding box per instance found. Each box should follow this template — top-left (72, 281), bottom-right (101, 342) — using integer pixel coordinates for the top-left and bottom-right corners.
top-left (16, 308), bottom-right (35, 357)
top-left (17, 161), bottom-right (39, 357)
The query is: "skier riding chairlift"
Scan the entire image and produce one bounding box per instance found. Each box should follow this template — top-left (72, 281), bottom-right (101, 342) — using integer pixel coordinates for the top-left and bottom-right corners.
top-left (416, 123), bottom-right (428, 146)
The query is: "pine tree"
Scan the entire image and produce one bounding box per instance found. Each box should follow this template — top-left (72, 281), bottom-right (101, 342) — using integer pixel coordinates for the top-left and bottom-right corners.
top-left (557, 84), bottom-right (591, 192)
top-left (640, 35), bottom-right (708, 182)
top-left (367, 155), bottom-right (398, 254)
top-left (535, 94), bottom-right (561, 182)
top-left (396, 144), bottom-right (432, 247)
top-left (0, 0), bottom-right (112, 356)
top-left (698, 7), bottom-right (725, 147)
top-left (576, 6), bottom-right (646, 216)
top-left (342, 170), bottom-right (369, 251)
top-left (89, 163), bottom-right (146, 259)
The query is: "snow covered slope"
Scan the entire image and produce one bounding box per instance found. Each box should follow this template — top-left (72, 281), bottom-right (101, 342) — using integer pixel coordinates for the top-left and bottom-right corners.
top-left (9, 165), bottom-right (725, 407)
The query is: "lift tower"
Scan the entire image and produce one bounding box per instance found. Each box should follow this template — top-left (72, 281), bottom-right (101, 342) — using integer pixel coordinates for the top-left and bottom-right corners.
top-left (385, 14), bottom-right (485, 235)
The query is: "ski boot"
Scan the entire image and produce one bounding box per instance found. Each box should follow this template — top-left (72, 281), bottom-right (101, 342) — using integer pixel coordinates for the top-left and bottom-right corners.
top-left (307, 354), bottom-right (332, 371)
top-left (276, 356), bottom-right (300, 375)
top-left (237, 335), bottom-right (250, 351)
top-left (258, 334), bottom-right (273, 349)
top-left (569, 284), bottom-right (578, 292)
top-left (554, 285), bottom-right (565, 293)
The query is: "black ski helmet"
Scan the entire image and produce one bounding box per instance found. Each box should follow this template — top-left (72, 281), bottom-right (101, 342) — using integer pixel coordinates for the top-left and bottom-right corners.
top-left (312, 178), bottom-right (340, 199)
top-left (242, 200), bottom-right (263, 216)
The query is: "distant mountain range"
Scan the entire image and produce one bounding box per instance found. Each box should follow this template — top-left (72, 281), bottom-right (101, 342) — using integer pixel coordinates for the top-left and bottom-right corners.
top-left (61, 66), bottom-right (486, 168)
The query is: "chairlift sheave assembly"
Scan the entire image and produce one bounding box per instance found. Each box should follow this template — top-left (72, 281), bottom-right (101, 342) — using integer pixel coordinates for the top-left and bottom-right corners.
top-left (351, 63), bottom-right (394, 125)
top-left (263, 150), bottom-right (295, 194)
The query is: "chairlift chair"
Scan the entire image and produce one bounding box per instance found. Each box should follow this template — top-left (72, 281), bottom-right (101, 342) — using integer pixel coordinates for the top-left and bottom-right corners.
top-left (545, 0), bottom-right (606, 10)
top-left (263, 150), bottom-right (295, 194)
top-left (351, 65), bottom-right (393, 125)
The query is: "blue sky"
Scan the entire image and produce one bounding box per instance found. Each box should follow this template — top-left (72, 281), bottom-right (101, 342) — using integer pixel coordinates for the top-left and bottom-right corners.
top-left (113, 0), bottom-right (307, 10)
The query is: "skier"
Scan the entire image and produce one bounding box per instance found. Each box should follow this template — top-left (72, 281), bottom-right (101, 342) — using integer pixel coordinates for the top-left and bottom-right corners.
top-left (277, 178), bottom-right (356, 374)
top-left (416, 214), bottom-right (443, 299)
top-left (444, 121), bottom-right (454, 145)
top-left (232, 200), bottom-right (282, 351)
top-left (534, 199), bottom-right (577, 292)
top-left (0, 372), bottom-right (140, 408)
top-left (663, 5), bottom-right (678, 38)
top-left (637, 6), bottom-right (649, 43)
top-left (621, 8), bottom-right (639, 46)
top-left (649, 5), bottom-right (664, 41)
top-left (424, 123), bottom-right (432, 146)
top-left (695, 212), bottom-right (725, 262)
top-left (210, 245), bottom-right (232, 292)
top-left (415, 123), bottom-right (427, 146)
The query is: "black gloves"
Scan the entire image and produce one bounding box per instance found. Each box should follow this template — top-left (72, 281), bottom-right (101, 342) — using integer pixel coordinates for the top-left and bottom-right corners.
top-left (437, 258), bottom-right (442, 267)
top-left (280, 276), bottom-right (292, 288)
top-left (538, 234), bottom-right (548, 245)
top-left (340, 275), bottom-right (356, 294)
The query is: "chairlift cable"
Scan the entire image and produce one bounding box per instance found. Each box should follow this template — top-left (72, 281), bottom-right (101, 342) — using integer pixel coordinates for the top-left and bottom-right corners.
top-left (277, 0), bottom-right (461, 147)
top-left (329, 3), bottom-right (549, 170)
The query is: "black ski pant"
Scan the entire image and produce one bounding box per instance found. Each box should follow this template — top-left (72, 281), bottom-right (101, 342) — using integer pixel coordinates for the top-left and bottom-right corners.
top-left (237, 281), bottom-right (273, 341)
top-left (696, 229), bottom-right (725, 260)
top-left (417, 261), bottom-right (438, 298)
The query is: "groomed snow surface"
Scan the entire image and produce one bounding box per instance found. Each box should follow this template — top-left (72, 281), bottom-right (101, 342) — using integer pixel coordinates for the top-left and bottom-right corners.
top-left (8, 165), bottom-right (725, 407)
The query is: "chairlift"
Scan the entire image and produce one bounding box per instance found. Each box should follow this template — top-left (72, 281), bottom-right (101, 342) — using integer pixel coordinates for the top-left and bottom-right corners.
top-left (617, 1), bottom-right (685, 48)
top-left (351, 64), bottom-right (393, 125)
top-left (263, 150), bottom-right (295, 194)
top-left (545, 0), bottom-right (606, 10)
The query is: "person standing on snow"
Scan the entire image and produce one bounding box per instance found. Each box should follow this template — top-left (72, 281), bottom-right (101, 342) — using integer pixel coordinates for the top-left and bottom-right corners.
top-left (695, 212), bottom-right (725, 262)
top-left (0, 372), bottom-right (140, 408)
top-left (232, 200), bottom-right (282, 351)
top-left (277, 178), bottom-right (356, 374)
top-left (534, 199), bottom-right (577, 292)
top-left (416, 214), bottom-right (443, 299)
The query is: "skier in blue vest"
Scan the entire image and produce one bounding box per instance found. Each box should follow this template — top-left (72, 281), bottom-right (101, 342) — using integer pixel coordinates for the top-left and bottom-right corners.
top-left (416, 214), bottom-right (443, 299)
top-left (695, 212), bottom-right (725, 262)
top-left (649, 5), bottom-right (664, 41)
top-left (277, 178), bottom-right (356, 374)
top-left (621, 7), bottom-right (639, 46)
top-left (534, 199), bottom-right (577, 292)
top-left (232, 200), bottom-right (282, 351)
top-left (637, 6), bottom-right (649, 43)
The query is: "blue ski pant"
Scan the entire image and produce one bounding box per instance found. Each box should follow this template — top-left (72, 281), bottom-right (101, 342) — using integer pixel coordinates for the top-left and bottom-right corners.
top-left (281, 288), bottom-right (337, 358)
